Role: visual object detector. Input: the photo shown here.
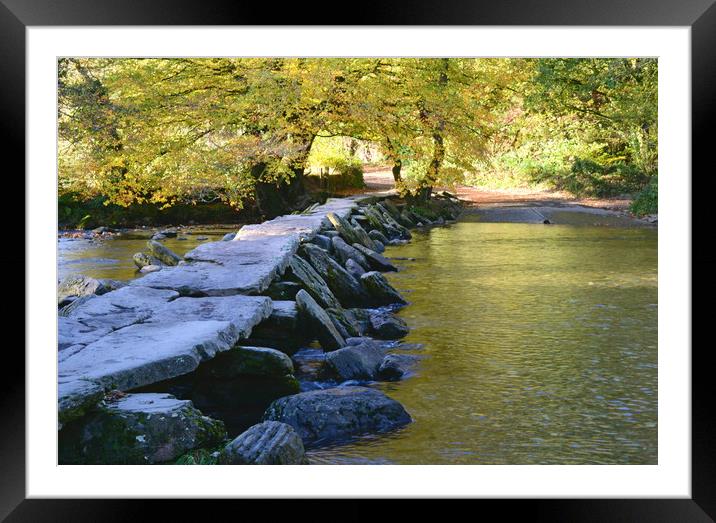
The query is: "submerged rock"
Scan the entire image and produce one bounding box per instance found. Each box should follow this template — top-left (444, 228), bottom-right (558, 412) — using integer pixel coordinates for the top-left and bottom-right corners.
top-left (323, 339), bottom-right (386, 381)
top-left (61, 393), bottom-right (226, 464)
top-left (377, 354), bottom-right (417, 381)
top-left (360, 271), bottom-right (407, 306)
top-left (295, 289), bottom-right (345, 350)
top-left (368, 310), bottom-right (409, 340)
top-left (147, 239), bottom-right (182, 266)
top-left (58, 275), bottom-right (108, 305)
top-left (263, 386), bottom-right (412, 447)
top-left (219, 421), bottom-right (308, 465)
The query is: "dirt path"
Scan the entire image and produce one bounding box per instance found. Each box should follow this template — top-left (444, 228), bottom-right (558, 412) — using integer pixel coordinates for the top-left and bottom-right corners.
top-left (361, 169), bottom-right (635, 213)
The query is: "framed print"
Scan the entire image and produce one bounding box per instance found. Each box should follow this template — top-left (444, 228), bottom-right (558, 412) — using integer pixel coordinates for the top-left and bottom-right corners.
top-left (7, 0), bottom-right (714, 519)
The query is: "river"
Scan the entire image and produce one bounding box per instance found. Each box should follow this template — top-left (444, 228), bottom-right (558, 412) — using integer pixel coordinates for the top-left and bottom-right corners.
top-left (58, 212), bottom-right (657, 464)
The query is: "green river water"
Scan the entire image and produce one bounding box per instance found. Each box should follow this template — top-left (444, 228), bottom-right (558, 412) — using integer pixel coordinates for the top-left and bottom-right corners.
top-left (58, 213), bottom-right (657, 464)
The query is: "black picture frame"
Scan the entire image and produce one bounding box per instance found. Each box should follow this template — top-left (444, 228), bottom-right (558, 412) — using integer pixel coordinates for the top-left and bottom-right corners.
top-left (7, 0), bottom-right (713, 520)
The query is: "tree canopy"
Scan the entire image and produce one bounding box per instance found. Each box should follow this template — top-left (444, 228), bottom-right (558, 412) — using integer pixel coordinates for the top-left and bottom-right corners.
top-left (58, 57), bottom-right (658, 214)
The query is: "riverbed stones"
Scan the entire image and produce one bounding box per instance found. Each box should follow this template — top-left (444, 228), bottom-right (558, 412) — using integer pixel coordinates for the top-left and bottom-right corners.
top-left (295, 289), bottom-right (345, 350)
top-left (352, 243), bottom-right (398, 272)
top-left (323, 339), bottom-right (386, 381)
top-left (219, 421), bottom-right (307, 465)
top-left (299, 243), bottom-right (370, 307)
top-left (147, 239), bottom-right (182, 266)
top-left (368, 310), bottom-right (409, 340)
top-left (360, 271), bottom-right (407, 306)
top-left (58, 275), bottom-right (108, 305)
top-left (263, 386), bottom-right (411, 446)
top-left (286, 254), bottom-right (341, 309)
top-left (62, 393), bottom-right (226, 464)
top-left (331, 236), bottom-right (368, 268)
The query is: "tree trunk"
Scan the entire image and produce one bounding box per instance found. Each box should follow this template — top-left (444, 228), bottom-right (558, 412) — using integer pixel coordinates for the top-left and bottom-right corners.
top-left (391, 159), bottom-right (402, 182)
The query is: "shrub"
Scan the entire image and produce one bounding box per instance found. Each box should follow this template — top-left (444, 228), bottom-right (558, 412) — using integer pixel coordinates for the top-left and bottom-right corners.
top-left (630, 175), bottom-right (658, 216)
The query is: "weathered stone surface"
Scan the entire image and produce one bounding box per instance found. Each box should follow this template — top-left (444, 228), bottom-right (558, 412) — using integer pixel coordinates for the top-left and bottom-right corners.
top-left (264, 280), bottom-right (302, 300)
top-left (61, 393), bottom-right (226, 464)
top-left (380, 199), bottom-right (402, 221)
top-left (219, 421), bottom-right (308, 465)
top-left (348, 308), bottom-right (372, 335)
top-left (140, 264), bottom-right (162, 273)
top-left (380, 210), bottom-right (412, 240)
top-left (350, 221), bottom-right (380, 251)
top-left (295, 289), bottom-right (345, 351)
top-left (58, 275), bottom-right (107, 304)
top-left (300, 244), bottom-right (370, 307)
top-left (58, 286), bottom-right (179, 350)
top-left (58, 378), bottom-right (105, 428)
top-left (147, 240), bottom-right (182, 266)
top-left (58, 295), bottom-right (273, 419)
top-left (368, 310), bottom-right (409, 340)
top-left (310, 234), bottom-right (334, 253)
top-left (199, 346), bottom-right (294, 379)
top-left (351, 243), bottom-right (398, 272)
top-left (324, 340), bottom-right (386, 381)
top-left (345, 258), bottom-right (366, 280)
top-left (326, 307), bottom-right (361, 339)
top-left (286, 254), bottom-right (341, 309)
top-left (400, 211), bottom-right (416, 228)
top-left (134, 235), bottom-right (299, 296)
top-left (363, 206), bottom-right (389, 235)
top-left (360, 271), bottom-right (407, 306)
top-left (263, 387), bottom-right (412, 446)
top-left (373, 240), bottom-right (385, 253)
top-left (326, 212), bottom-right (362, 246)
top-left (58, 295), bottom-right (96, 317)
top-left (222, 232), bottom-right (237, 241)
top-left (331, 236), bottom-right (368, 268)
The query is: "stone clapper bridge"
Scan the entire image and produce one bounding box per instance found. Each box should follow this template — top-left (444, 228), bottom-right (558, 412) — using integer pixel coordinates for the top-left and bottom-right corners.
top-left (58, 195), bottom-right (462, 463)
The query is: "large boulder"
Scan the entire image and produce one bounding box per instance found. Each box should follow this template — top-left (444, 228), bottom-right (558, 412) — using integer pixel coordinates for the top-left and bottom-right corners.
top-left (368, 310), bottom-right (409, 340)
top-left (323, 339), bottom-right (386, 381)
top-left (286, 254), bottom-right (341, 310)
top-left (360, 271), bottom-right (407, 306)
top-left (350, 220), bottom-right (380, 251)
top-left (147, 239), bottom-right (182, 266)
top-left (331, 236), bottom-right (368, 268)
top-left (218, 421), bottom-right (308, 465)
top-left (263, 386), bottom-right (412, 447)
top-left (326, 307), bottom-right (361, 339)
top-left (58, 275), bottom-right (108, 305)
top-left (295, 289), bottom-right (345, 350)
top-left (198, 345), bottom-right (294, 379)
top-left (352, 243), bottom-right (397, 272)
top-left (60, 393), bottom-right (226, 464)
top-left (299, 244), bottom-right (370, 307)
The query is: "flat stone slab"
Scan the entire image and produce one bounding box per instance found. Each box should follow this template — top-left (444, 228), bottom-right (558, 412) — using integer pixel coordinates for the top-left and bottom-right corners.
top-left (132, 235), bottom-right (299, 296)
top-left (58, 295), bottom-right (272, 423)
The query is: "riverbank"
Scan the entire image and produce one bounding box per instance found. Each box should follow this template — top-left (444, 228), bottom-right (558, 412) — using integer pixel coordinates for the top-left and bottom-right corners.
top-left (58, 192), bottom-right (463, 464)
